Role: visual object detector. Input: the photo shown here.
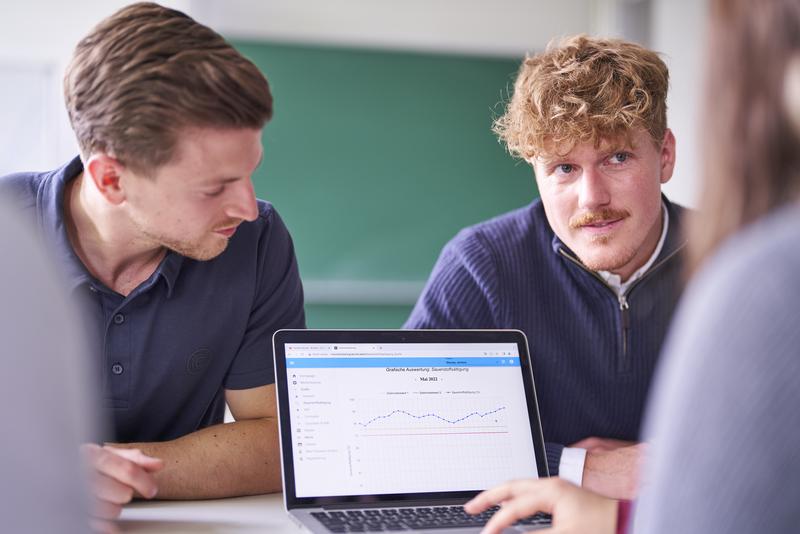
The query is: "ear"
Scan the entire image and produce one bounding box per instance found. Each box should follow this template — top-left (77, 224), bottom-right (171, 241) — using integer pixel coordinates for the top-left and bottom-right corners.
top-left (659, 129), bottom-right (677, 185)
top-left (85, 153), bottom-right (127, 205)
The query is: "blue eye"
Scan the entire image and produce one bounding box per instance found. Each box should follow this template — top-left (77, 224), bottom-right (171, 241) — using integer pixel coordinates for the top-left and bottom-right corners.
top-left (610, 152), bottom-right (629, 164)
top-left (557, 164), bottom-right (574, 174)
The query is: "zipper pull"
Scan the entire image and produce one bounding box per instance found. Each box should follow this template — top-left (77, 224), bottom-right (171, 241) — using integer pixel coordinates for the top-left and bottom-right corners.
top-left (619, 294), bottom-right (630, 331)
top-left (618, 294), bottom-right (630, 314)
top-left (619, 294), bottom-right (631, 367)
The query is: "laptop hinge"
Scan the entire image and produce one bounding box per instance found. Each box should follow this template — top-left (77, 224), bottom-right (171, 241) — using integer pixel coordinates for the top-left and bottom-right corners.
top-left (322, 498), bottom-right (468, 510)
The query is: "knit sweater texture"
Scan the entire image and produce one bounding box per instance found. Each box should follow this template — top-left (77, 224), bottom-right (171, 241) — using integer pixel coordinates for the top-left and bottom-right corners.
top-left (405, 197), bottom-right (687, 473)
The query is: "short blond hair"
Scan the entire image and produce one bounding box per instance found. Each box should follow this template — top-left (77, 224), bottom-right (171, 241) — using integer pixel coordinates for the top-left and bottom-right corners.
top-left (494, 35), bottom-right (669, 159)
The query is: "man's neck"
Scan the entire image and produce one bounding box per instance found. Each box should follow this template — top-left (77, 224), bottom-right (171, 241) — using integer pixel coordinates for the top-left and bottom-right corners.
top-left (64, 172), bottom-right (166, 296)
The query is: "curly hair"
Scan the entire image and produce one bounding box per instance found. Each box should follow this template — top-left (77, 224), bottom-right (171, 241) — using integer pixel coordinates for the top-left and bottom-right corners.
top-left (494, 35), bottom-right (669, 159)
top-left (64, 2), bottom-right (272, 176)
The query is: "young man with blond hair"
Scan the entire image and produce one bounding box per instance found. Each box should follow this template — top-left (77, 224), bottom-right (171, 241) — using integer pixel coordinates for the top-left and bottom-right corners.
top-left (406, 35), bottom-right (685, 499)
top-left (1, 2), bottom-right (304, 529)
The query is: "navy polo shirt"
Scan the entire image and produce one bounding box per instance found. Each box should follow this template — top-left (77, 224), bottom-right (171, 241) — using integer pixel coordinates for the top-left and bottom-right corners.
top-left (1, 157), bottom-right (306, 442)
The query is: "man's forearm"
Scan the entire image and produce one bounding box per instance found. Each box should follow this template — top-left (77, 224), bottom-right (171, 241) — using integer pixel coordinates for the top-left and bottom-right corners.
top-left (112, 417), bottom-right (282, 499)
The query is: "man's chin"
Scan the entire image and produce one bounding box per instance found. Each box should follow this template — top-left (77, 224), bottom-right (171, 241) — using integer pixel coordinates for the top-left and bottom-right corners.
top-left (166, 240), bottom-right (228, 261)
top-left (575, 248), bottom-right (637, 274)
top-left (186, 250), bottom-right (225, 261)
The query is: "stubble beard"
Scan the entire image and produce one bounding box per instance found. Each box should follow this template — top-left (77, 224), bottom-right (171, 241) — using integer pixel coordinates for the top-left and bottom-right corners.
top-left (165, 237), bottom-right (227, 261)
top-left (579, 235), bottom-right (639, 273)
top-left (135, 221), bottom-right (227, 262)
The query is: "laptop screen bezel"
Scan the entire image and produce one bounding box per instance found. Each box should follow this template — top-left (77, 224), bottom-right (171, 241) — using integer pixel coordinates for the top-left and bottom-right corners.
top-left (273, 329), bottom-right (550, 509)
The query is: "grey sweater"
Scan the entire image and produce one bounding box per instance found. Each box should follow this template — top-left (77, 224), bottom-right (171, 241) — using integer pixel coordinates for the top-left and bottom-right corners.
top-left (633, 206), bottom-right (800, 532)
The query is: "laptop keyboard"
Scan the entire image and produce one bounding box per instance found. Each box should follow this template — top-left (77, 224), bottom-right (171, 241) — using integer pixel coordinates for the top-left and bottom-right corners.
top-left (311, 505), bottom-right (552, 532)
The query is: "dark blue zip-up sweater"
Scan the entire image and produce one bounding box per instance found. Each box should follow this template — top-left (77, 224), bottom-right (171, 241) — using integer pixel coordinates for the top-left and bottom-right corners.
top-left (405, 197), bottom-right (687, 474)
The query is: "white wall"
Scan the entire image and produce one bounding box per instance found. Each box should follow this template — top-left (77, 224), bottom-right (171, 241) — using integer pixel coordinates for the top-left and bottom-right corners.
top-left (652, 0), bottom-right (708, 207)
top-left (190, 0), bottom-right (594, 58)
top-left (0, 1), bottom-right (189, 173)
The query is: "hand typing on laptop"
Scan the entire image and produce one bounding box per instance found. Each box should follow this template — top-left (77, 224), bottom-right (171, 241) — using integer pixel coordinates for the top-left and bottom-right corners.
top-left (465, 478), bottom-right (616, 534)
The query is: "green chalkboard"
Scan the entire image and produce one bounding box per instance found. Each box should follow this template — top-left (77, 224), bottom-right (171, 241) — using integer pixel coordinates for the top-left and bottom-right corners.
top-left (233, 40), bottom-right (537, 289)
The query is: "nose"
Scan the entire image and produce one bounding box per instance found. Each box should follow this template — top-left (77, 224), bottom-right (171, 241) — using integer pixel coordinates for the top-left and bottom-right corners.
top-left (225, 179), bottom-right (259, 222)
top-left (577, 167), bottom-right (611, 210)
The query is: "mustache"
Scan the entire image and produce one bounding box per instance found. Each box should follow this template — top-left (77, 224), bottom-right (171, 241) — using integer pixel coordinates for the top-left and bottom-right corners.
top-left (569, 208), bottom-right (630, 229)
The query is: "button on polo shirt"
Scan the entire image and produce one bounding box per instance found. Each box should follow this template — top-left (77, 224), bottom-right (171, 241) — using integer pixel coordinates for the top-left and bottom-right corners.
top-left (96, 286), bottom-right (135, 409)
top-left (5, 156), bottom-right (307, 444)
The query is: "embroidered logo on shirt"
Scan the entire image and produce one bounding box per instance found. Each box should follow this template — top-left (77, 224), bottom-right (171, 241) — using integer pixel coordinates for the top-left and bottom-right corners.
top-left (186, 348), bottom-right (212, 375)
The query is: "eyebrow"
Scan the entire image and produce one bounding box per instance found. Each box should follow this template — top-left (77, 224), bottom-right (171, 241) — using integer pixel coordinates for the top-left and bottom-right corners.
top-left (215, 176), bottom-right (242, 185)
top-left (602, 144), bottom-right (630, 155)
top-left (535, 156), bottom-right (567, 168)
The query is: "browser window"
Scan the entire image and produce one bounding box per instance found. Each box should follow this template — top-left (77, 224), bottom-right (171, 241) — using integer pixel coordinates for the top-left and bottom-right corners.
top-left (284, 342), bottom-right (539, 497)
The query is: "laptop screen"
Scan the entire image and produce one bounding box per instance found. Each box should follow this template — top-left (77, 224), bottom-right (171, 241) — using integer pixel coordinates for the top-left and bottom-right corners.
top-left (278, 335), bottom-right (542, 499)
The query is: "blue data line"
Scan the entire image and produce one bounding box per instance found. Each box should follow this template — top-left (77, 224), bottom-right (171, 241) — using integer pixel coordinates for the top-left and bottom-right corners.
top-left (356, 406), bottom-right (506, 427)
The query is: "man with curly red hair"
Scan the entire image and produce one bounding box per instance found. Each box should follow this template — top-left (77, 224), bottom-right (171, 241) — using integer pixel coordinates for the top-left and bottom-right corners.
top-left (407, 35), bottom-right (684, 499)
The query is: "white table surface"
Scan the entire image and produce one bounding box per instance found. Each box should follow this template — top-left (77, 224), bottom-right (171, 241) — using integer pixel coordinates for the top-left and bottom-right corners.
top-left (119, 493), bottom-right (304, 533)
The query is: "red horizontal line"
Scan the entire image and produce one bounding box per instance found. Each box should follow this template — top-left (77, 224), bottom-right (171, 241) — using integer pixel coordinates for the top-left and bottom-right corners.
top-left (362, 431), bottom-right (509, 436)
top-left (366, 425), bottom-right (508, 432)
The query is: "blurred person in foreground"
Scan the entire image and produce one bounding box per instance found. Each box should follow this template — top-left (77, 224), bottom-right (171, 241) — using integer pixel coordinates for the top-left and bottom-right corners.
top-left (0, 196), bottom-right (96, 533)
top-left (0, 1), bottom-right (306, 529)
top-left (465, 0), bottom-right (800, 532)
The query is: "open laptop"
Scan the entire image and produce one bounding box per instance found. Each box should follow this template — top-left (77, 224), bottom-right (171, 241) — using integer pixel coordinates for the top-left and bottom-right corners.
top-left (272, 329), bottom-right (552, 533)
